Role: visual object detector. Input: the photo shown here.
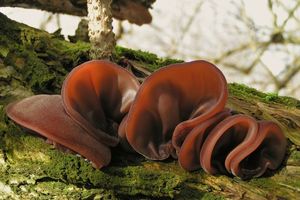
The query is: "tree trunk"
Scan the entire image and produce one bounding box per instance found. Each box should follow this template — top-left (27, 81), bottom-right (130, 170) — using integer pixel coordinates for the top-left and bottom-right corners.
top-left (0, 0), bottom-right (154, 25)
top-left (0, 13), bottom-right (300, 199)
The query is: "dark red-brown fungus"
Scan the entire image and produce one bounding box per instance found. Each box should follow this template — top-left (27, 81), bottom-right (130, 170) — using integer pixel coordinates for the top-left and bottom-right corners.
top-left (6, 95), bottom-right (111, 168)
top-left (6, 60), bottom-right (140, 168)
top-left (198, 114), bottom-right (286, 179)
top-left (124, 60), bottom-right (228, 160)
top-left (62, 60), bottom-right (140, 146)
top-left (5, 59), bottom-right (287, 179)
top-left (122, 60), bottom-right (286, 179)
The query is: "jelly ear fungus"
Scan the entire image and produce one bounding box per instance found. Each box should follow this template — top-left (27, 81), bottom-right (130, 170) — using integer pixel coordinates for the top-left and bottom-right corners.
top-left (123, 60), bottom-right (228, 160)
top-left (122, 60), bottom-right (286, 179)
top-left (61, 60), bottom-right (140, 146)
top-left (6, 59), bottom-right (287, 178)
top-left (6, 95), bottom-right (112, 168)
top-left (6, 60), bottom-right (140, 168)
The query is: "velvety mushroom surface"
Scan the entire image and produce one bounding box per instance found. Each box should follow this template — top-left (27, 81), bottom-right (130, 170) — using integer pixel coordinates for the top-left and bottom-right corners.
top-left (199, 114), bottom-right (286, 179)
top-left (177, 108), bottom-right (232, 171)
top-left (5, 59), bottom-right (287, 179)
top-left (6, 60), bottom-right (140, 169)
top-left (122, 60), bottom-right (286, 179)
top-left (124, 60), bottom-right (228, 160)
top-left (62, 60), bottom-right (140, 147)
top-left (5, 95), bottom-right (111, 168)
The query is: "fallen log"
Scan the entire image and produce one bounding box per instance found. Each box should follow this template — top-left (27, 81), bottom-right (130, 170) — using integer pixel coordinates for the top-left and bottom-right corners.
top-left (0, 12), bottom-right (300, 199)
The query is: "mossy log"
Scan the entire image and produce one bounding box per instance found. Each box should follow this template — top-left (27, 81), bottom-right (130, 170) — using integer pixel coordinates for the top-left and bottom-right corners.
top-left (0, 12), bottom-right (300, 199)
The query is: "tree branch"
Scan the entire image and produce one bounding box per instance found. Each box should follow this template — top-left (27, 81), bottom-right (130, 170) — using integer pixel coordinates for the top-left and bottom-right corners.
top-left (1, 13), bottom-right (300, 199)
top-left (0, 0), bottom-right (154, 25)
top-left (87, 0), bottom-right (115, 59)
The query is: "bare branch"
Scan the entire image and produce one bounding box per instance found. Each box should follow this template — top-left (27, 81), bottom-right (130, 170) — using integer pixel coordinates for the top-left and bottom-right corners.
top-left (268, 0), bottom-right (279, 28)
top-left (167, 1), bottom-right (204, 57)
top-left (0, 0), bottom-right (154, 25)
top-left (280, 1), bottom-right (300, 30)
top-left (278, 58), bottom-right (300, 89)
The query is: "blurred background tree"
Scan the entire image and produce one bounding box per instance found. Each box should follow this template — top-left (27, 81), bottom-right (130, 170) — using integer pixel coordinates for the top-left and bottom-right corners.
top-left (1, 0), bottom-right (299, 98)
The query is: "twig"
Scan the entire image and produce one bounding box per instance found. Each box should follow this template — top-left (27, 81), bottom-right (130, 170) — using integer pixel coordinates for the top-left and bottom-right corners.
top-left (87, 0), bottom-right (116, 59)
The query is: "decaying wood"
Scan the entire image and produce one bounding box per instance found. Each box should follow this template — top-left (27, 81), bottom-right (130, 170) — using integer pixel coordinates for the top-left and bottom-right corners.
top-left (0, 13), bottom-right (300, 199)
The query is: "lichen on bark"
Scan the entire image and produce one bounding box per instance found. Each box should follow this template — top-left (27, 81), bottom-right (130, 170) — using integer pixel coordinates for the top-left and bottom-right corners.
top-left (1, 12), bottom-right (300, 199)
top-left (87, 0), bottom-right (116, 59)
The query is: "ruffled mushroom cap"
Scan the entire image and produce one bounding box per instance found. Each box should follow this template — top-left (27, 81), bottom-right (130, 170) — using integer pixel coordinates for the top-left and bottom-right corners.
top-left (6, 95), bottom-right (111, 168)
top-left (5, 59), bottom-right (287, 177)
top-left (177, 109), bottom-right (232, 171)
top-left (200, 115), bottom-right (258, 175)
top-left (125, 60), bottom-right (228, 160)
top-left (225, 120), bottom-right (287, 179)
top-left (199, 115), bottom-right (286, 179)
top-left (62, 60), bottom-right (140, 147)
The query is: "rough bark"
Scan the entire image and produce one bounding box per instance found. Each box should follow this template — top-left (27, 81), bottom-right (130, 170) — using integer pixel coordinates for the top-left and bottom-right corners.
top-left (87, 0), bottom-right (115, 59)
top-left (1, 13), bottom-right (300, 199)
top-left (0, 0), bottom-right (154, 25)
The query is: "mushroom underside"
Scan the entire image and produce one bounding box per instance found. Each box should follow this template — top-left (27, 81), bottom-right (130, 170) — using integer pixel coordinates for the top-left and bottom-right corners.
top-left (6, 95), bottom-right (111, 168)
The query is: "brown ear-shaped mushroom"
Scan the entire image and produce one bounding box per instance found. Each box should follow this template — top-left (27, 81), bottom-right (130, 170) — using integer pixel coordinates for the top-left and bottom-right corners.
top-left (199, 115), bottom-right (286, 179)
top-left (62, 60), bottom-right (140, 147)
top-left (200, 115), bottom-right (259, 175)
top-left (6, 95), bottom-right (111, 168)
top-left (225, 120), bottom-right (287, 179)
top-left (177, 109), bottom-right (232, 171)
top-left (124, 60), bottom-right (228, 160)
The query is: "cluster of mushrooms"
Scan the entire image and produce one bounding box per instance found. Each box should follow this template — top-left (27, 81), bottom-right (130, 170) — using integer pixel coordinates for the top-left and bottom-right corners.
top-left (6, 60), bottom-right (287, 179)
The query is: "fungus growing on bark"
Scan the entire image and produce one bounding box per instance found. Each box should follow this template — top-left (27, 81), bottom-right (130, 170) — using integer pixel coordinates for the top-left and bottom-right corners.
top-left (62, 60), bottom-right (140, 146)
top-left (6, 60), bottom-right (140, 168)
top-left (177, 108), bottom-right (232, 171)
top-left (121, 60), bottom-right (286, 179)
top-left (6, 95), bottom-right (111, 168)
top-left (199, 115), bottom-right (287, 179)
top-left (123, 60), bottom-right (228, 160)
top-left (5, 59), bottom-right (287, 179)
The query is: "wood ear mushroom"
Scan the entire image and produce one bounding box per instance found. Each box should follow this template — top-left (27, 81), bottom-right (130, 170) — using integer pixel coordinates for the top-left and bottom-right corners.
top-left (6, 60), bottom-right (140, 169)
top-left (6, 60), bottom-right (287, 179)
top-left (121, 60), bottom-right (286, 179)
top-left (123, 60), bottom-right (228, 160)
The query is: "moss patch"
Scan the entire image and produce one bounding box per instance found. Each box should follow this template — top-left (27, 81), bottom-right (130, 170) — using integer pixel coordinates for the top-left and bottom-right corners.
top-left (227, 83), bottom-right (300, 145)
top-left (1, 12), bottom-right (300, 200)
top-left (1, 125), bottom-right (189, 199)
top-left (228, 83), bottom-right (300, 108)
top-left (0, 12), bottom-right (90, 100)
top-left (2, 118), bottom-right (300, 199)
top-left (0, 12), bottom-right (182, 106)
top-left (114, 46), bottom-right (183, 71)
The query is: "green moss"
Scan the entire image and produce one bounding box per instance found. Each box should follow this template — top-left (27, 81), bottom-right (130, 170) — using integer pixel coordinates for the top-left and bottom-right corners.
top-left (287, 148), bottom-right (300, 166)
top-left (175, 175), bottom-right (225, 200)
top-left (0, 105), bottom-right (8, 131)
top-left (0, 120), bottom-right (230, 199)
top-left (0, 12), bottom-right (90, 95)
top-left (114, 46), bottom-right (183, 71)
top-left (1, 11), bottom-right (300, 199)
top-left (246, 168), bottom-right (300, 199)
top-left (2, 173), bottom-right (117, 199)
top-left (1, 124), bottom-right (185, 198)
top-left (228, 83), bottom-right (300, 108)
top-left (200, 193), bottom-right (225, 200)
top-left (0, 12), bottom-right (182, 99)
